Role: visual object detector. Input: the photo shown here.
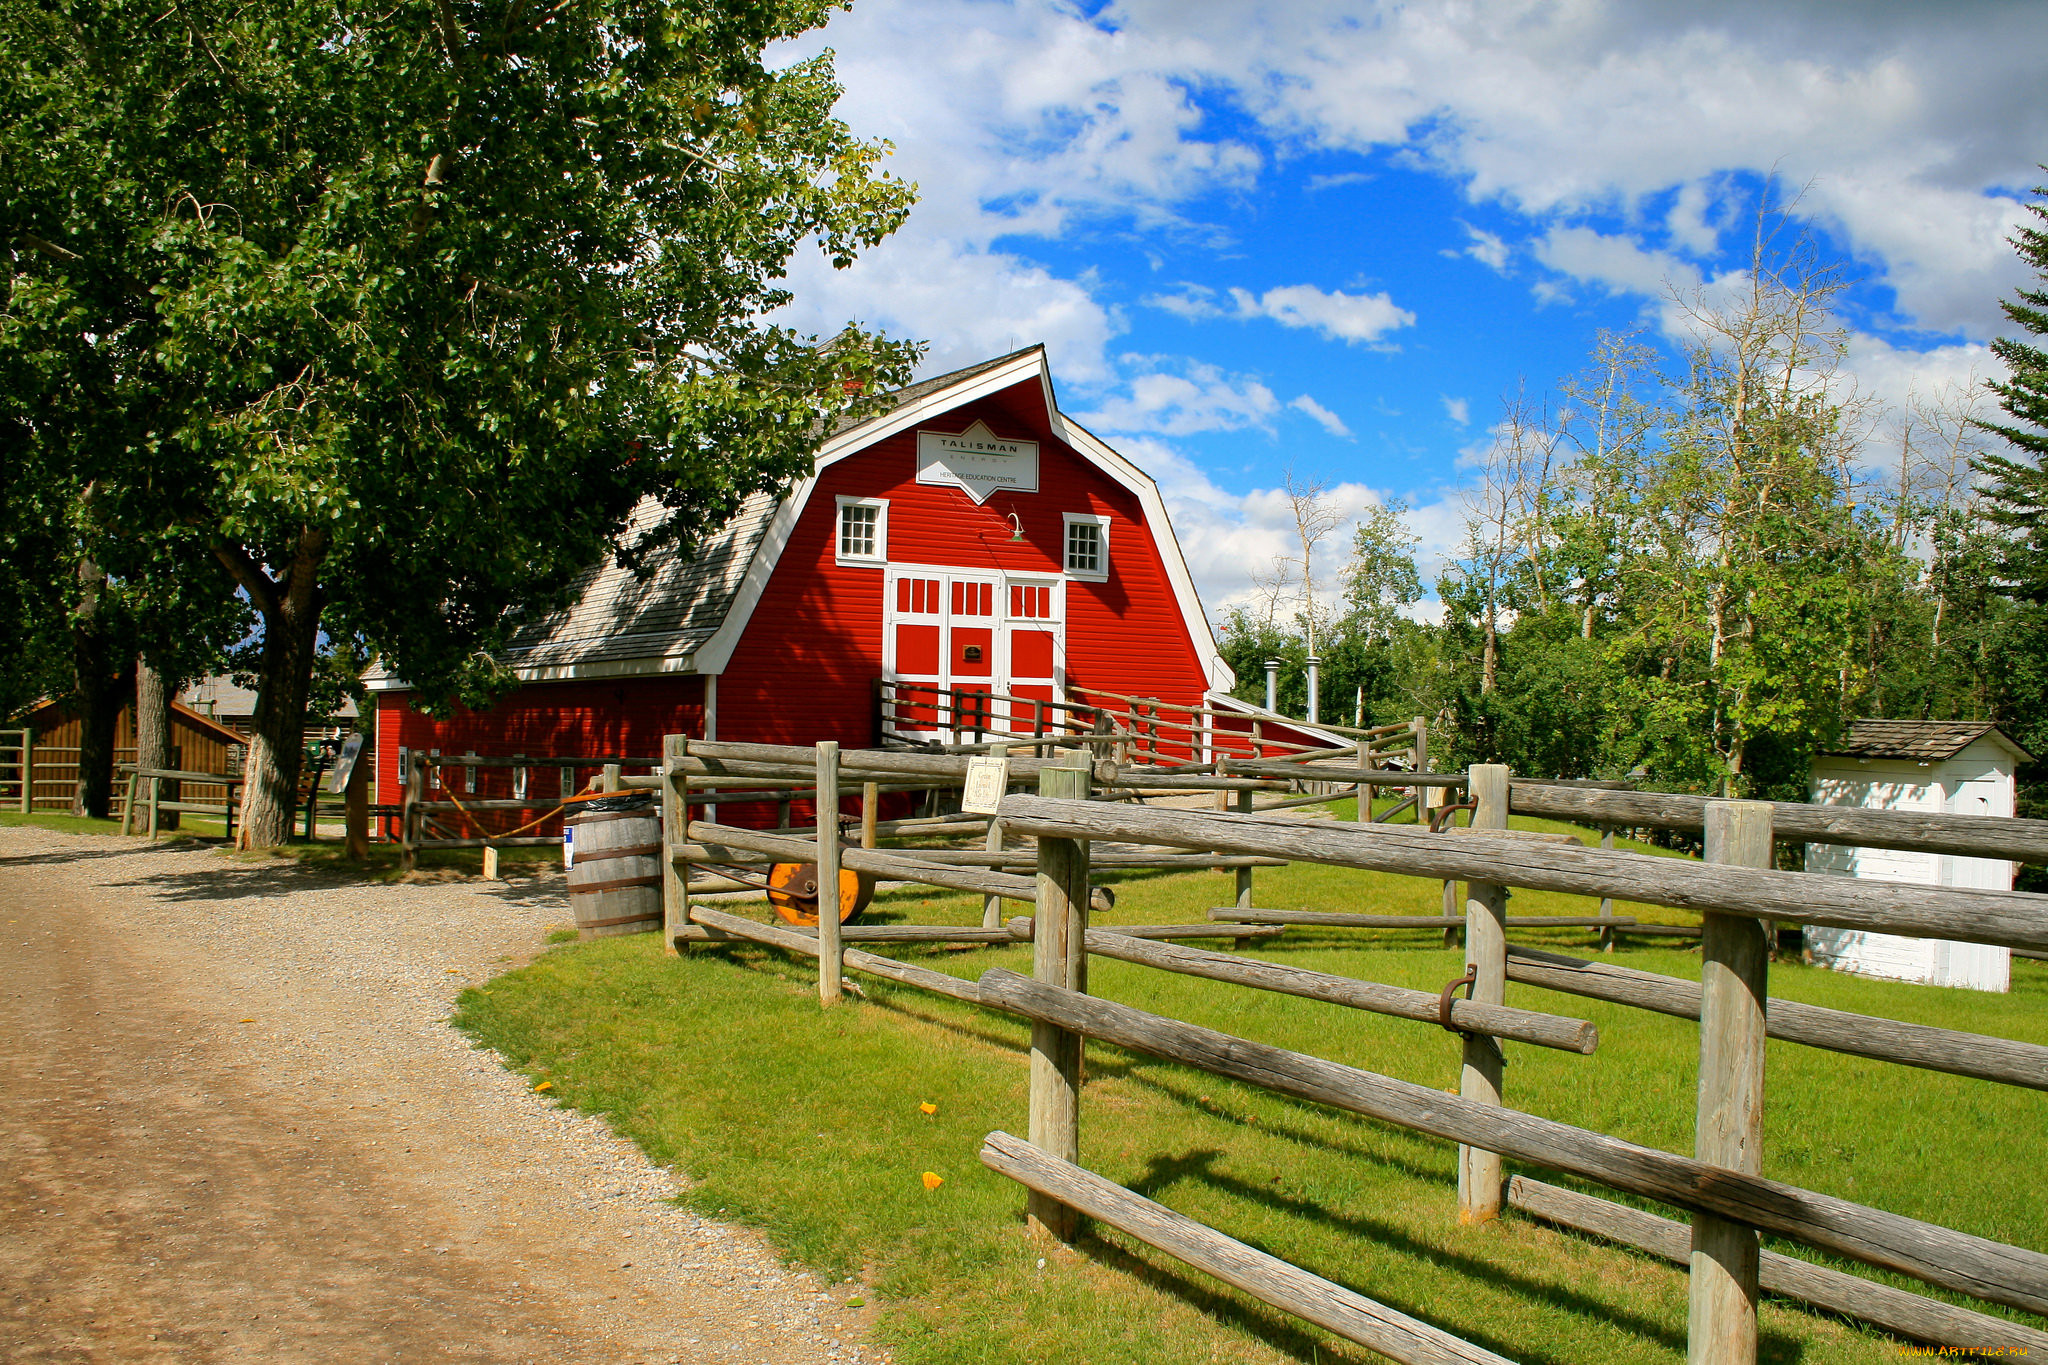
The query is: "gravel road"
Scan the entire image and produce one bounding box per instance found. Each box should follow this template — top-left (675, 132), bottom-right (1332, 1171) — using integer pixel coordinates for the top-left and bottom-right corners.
top-left (1, 828), bottom-right (886, 1364)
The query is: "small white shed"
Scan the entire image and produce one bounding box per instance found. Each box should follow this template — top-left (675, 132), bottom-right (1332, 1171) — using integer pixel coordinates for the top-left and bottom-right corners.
top-left (1805, 719), bottom-right (2031, 993)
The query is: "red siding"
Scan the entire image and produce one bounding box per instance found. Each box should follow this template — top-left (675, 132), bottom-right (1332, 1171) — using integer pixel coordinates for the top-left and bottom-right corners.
top-left (373, 676), bottom-right (704, 821)
top-left (716, 384), bottom-right (1210, 748)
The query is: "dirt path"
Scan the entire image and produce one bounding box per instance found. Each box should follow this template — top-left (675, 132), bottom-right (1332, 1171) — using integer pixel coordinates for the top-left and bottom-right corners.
top-left (0, 829), bottom-right (882, 1364)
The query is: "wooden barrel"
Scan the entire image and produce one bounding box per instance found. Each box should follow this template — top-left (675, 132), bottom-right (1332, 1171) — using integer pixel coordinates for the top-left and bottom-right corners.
top-left (566, 795), bottom-right (663, 940)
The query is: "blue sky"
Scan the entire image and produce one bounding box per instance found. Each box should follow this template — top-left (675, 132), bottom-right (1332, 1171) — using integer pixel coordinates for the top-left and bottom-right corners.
top-left (771, 0), bottom-right (2048, 620)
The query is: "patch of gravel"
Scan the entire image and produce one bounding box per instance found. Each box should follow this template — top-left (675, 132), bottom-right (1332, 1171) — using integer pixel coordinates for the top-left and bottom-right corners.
top-left (2, 827), bottom-right (890, 1364)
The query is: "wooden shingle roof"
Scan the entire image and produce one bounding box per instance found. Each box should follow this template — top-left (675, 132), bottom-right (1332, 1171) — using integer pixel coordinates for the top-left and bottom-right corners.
top-left (1822, 719), bottom-right (2033, 763)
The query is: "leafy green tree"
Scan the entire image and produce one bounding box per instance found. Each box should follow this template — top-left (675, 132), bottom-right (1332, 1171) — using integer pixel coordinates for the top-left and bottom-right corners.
top-left (3, 0), bottom-right (918, 843)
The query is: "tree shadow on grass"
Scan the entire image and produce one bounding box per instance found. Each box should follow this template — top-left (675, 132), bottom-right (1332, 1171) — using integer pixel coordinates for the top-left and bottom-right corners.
top-left (1120, 1145), bottom-right (1699, 1363)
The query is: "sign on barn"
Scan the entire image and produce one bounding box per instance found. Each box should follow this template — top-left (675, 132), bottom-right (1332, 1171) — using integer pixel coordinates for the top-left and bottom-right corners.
top-left (363, 346), bottom-right (1255, 820)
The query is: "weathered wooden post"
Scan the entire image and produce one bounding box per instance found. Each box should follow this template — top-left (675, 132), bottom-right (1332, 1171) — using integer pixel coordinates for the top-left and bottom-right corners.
top-left (1355, 739), bottom-right (1372, 825)
top-left (1028, 761), bottom-right (1092, 1240)
top-left (816, 741), bottom-right (843, 1006)
top-left (1411, 717), bottom-right (1432, 825)
top-left (147, 775), bottom-right (162, 840)
top-left (662, 735), bottom-right (690, 956)
top-left (16, 729), bottom-right (30, 813)
top-left (1234, 784), bottom-right (1255, 910)
top-left (401, 753), bottom-right (423, 872)
top-left (1598, 825), bottom-right (1618, 952)
top-left (1689, 799), bottom-right (1773, 1365)
top-left (1457, 763), bottom-right (1510, 1224)
top-left (120, 770), bottom-right (140, 835)
top-left (861, 781), bottom-right (879, 850)
top-left (601, 762), bottom-right (622, 794)
top-left (344, 743), bottom-right (370, 862)
top-left (982, 744), bottom-right (1009, 930)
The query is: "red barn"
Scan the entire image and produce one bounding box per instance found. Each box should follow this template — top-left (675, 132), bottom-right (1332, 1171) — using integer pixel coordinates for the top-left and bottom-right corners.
top-left (366, 347), bottom-right (1236, 812)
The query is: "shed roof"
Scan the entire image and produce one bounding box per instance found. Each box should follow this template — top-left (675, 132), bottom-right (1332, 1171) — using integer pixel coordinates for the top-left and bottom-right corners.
top-left (1821, 719), bottom-right (2033, 764)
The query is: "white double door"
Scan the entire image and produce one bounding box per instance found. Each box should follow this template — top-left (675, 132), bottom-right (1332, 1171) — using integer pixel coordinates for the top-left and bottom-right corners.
top-left (884, 567), bottom-right (1063, 738)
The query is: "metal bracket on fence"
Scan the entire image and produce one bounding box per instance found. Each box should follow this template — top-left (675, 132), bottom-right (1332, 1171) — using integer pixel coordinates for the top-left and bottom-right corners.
top-left (1438, 968), bottom-right (1477, 1033)
top-left (1440, 966), bottom-right (1508, 1067)
top-left (1429, 800), bottom-right (1478, 833)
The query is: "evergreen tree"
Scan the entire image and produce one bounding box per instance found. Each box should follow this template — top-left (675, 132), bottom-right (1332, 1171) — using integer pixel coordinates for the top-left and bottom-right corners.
top-left (1978, 180), bottom-right (2048, 598)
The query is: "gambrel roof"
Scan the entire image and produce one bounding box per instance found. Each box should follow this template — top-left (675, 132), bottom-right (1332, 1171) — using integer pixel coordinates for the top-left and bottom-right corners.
top-left (367, 347), bottom-right (1230, 691)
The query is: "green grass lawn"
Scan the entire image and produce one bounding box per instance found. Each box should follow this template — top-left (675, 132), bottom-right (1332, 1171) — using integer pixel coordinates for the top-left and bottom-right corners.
top-left (454, 807), bottom-right (2048, 1365)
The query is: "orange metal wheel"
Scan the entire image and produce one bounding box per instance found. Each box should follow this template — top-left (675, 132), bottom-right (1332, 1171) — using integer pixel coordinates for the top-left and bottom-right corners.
top-left (766, 862), bottom-right (876, 927)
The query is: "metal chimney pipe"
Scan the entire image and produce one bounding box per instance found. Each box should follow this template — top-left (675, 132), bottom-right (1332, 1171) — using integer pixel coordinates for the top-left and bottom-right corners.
top-left (1305, 655), bottom-right (1322, 725)
top-left (1264, 658), bottom-right (1281, 713)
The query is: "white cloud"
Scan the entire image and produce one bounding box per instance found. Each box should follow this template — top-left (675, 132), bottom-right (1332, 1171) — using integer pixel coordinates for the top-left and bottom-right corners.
top-left (1235, 284), bottom-right (1415, 346)
top-left (1290, 394), bottom-right (1353, 438)
top-left (1441, 395), bottom-right (1470, 426)
top-left (1144, 282), bottom-right (1415, 346)
top-left (1071, 359), bottom-right (1281, 437)
top-left (1534, 226), bottom-right (1703, 304)
top-left (1456, 225), bottom-right (1512, 273)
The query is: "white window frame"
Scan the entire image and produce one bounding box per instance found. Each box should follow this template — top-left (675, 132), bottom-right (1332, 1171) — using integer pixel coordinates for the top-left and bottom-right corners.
top-left (835, 496), bottom-right (888, 566)
top-left (1062, 513), bottom-right (1111, 581)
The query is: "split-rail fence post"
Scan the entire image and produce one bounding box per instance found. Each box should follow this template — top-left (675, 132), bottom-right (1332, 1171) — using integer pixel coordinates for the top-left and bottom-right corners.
top-left (983, 744), bottom-right (1009, 929)
top-left (816, 741), bottom-right (843, 1006)
top-left (1689, 799), bottom-right (1773, 1364)
top-left (601, 762), bottom-right (622, 794)
top-left (344, 743), bottom-right (370, 861)
top-left (1028, 762), bottom-right (1092, 1240)
top-left (1410, 717), bottom-right (1431, 821)
top-left (1458, 763), bottom-right (1510, 1224)
top-left (400, 753), bottom-right (423, 871)
top-left (662, 735), bottom-right (690, 955)
top-left (1234, 784), bottom-right (1255, 909)
top-left (1598, 825), bottom-right (1617, 951)
top-left (147, 775), bottom-right (162, 840)
top-left (861, 782), bottom-right (879, 849)
top-left (1355, 739), bottom-right (1372, 825)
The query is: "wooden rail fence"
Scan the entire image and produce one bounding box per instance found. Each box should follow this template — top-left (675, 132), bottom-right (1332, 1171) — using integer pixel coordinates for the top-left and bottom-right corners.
top-left (637, 736), bottom-right (2047, 1361)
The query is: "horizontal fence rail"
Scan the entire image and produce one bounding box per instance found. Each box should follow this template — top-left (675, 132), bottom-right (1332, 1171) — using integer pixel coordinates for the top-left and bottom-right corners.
top-left (1077, 929), bottom-right (1598, 1053)
top-left (982, 1132), bottom-right (1515, 1365)
top-left (993, 795), bottom-right (2048, 953)
top-left (973, 968), bottom-right (2048, 1315)
top-left (1507, 1176), bottom-right (2048, 1354)
top-left (1506, 945), bottom-right (2048, 1092)
top-left (1509, 781), bottom-right (2048, 864)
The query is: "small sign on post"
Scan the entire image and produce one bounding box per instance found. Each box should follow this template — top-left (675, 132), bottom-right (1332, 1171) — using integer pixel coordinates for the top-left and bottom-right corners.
top-left (961, 755), bottom-right (1011, 815)
top-left (327, 733), bottom-right (365, 795)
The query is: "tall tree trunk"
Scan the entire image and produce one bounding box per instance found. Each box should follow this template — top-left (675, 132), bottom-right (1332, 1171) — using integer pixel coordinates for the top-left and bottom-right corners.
top-left (135, 658), bottom-right (179, 831)
top-left (238, 597), bottom-right (322, 849)
top-left (222, 529), bottom-right (328, 849)
top-left (69, 557), bottom-right (131, 819)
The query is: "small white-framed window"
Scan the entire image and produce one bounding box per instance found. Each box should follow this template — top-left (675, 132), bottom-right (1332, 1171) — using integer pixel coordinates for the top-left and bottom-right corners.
top-left (836, 496), bottom-right (888, 565)
top-left (1063, 513), bottom-right (1110, 580)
